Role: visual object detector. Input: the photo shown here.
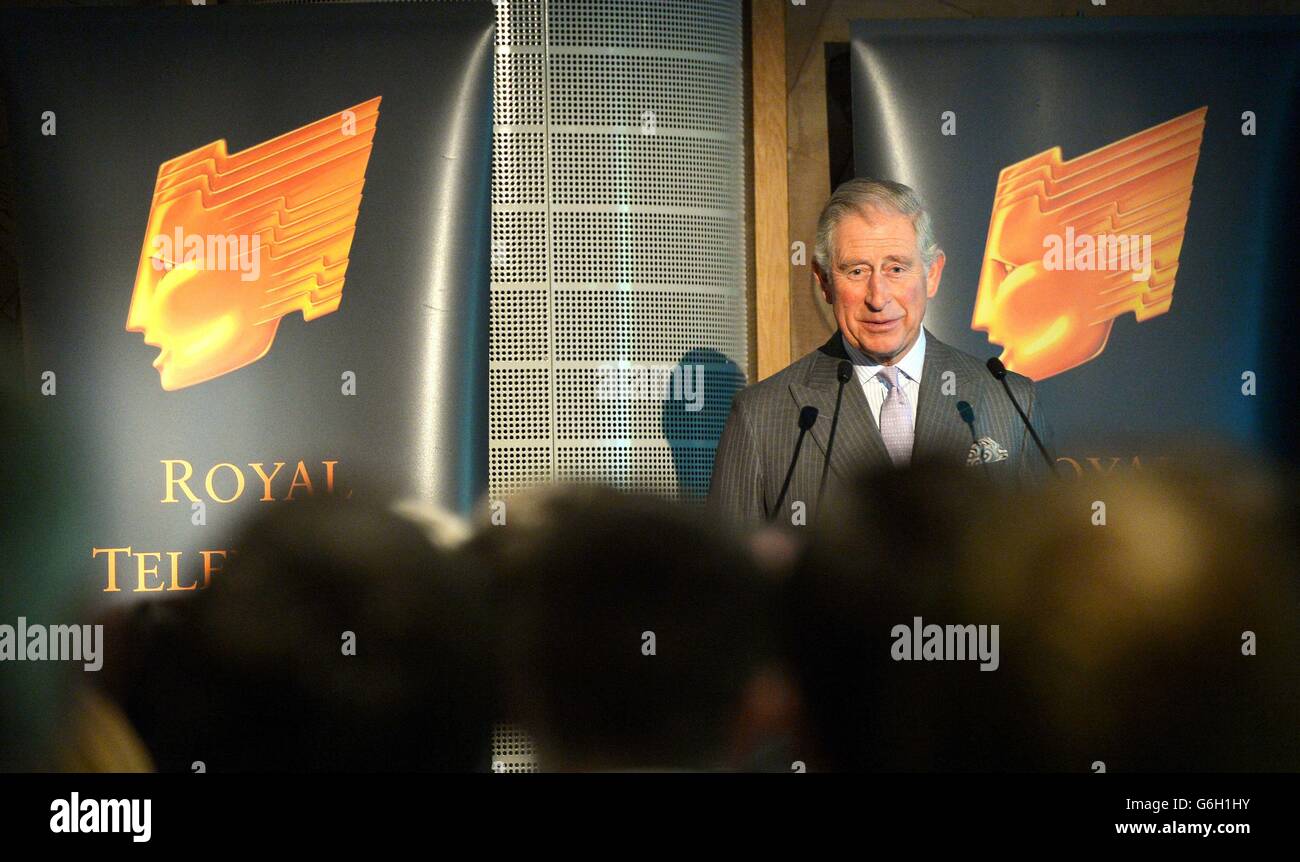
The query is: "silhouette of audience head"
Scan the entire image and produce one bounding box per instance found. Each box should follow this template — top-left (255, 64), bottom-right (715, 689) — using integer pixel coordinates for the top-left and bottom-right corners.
top-left (124, 495), bottom-right (496, 772)
top-left (483, 485), bottom-right (780, 770)
top-left (787, 459), bottom-right (1300, 771)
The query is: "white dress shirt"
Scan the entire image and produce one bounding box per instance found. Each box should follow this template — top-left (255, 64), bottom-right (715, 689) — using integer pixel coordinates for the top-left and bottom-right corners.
top-left (842, 327), bottom-right (926, 431)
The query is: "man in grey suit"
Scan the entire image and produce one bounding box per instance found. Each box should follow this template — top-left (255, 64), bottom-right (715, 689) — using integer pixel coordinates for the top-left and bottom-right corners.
top-left (709, 178), bottom-right (1056, 527)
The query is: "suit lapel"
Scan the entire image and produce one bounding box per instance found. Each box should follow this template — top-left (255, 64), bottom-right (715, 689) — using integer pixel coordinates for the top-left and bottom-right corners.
top-left (913, 331), bottom-right (980, 467)
top-left (787, 333), bottom-right (891, 479)
top-left (787, 329), bottom-right (977, 476)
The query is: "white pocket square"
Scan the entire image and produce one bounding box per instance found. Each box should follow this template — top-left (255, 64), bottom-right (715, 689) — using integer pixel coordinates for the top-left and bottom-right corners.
top-left (967, 436), bottom-right (1009, 466)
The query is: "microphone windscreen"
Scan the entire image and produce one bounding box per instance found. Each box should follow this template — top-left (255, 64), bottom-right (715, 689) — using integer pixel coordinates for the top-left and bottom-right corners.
top-left (986, 356), bottom-right (1007, 380)
top-left (836, 360), bottom-right (853, 384)
top-left (798, 405), bottom-right (819, 430)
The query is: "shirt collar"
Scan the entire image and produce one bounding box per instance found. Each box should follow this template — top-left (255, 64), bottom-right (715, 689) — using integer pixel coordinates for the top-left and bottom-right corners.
top-left (842, 326), bottom-right (927, 385)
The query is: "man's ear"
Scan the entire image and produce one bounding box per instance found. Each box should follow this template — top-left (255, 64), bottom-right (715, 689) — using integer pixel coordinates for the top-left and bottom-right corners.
top-left (925, 251), bottom-right (946, 298)
top-left (814, 263), bottom-right (833, 305)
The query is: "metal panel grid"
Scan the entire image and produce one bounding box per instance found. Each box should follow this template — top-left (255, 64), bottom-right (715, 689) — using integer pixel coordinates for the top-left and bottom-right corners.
top-left (489, 0), bottom-right (747, 505)
top-left (487, 0), bottom-right (747, 772)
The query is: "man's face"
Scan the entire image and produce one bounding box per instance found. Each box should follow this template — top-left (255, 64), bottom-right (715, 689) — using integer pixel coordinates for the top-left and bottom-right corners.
top-left (816, 208), bottom-right (944, 365)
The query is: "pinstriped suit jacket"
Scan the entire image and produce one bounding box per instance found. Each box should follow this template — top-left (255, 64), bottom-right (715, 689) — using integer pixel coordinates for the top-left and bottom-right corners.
top-left (707, 328), bottom-right (1056, 527)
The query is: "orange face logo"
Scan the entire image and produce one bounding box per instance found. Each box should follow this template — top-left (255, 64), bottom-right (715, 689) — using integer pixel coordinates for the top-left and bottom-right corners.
top-left (972, 108), bottom-right (1206, 380)
top-left (127, 97), bottom-right (380, 390)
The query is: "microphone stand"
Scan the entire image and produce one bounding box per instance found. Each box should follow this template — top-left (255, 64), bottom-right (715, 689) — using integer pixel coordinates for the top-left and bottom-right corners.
top-left (814, 360), bottom-right (854, 523)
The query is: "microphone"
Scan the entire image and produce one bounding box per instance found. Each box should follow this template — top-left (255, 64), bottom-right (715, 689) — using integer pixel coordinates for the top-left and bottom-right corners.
top-left (985, 357), bottom-right (1057, 478)
top-left (957, 400), bottom-right (990, 478)
top-left (814, 360), bottom-right (854, 521)
top-left (770, 405), bottom-right (819, 523)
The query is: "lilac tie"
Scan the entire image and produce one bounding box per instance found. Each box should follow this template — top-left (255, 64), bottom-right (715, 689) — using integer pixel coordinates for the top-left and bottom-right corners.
top-left (877, 366), bottom-right (913, 466)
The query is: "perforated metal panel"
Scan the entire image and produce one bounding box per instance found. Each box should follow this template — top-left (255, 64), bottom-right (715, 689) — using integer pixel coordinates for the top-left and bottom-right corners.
top-left (490, 724), bottom-right (539, 773)
top-left (487, 0), bottom-right (748, 771)
top-left (489, 0), bottom-right (748, 503)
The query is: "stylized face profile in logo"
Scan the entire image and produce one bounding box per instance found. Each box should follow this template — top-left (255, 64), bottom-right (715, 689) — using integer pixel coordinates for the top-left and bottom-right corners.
top-left (972, 108), bottom-right (1205, 380)
top-left (126, 97), bottom-right (380, 390)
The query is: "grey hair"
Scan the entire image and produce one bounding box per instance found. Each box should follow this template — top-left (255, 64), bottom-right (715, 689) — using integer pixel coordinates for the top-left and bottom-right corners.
top-left (813, 178), bottom-right (943, 276)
